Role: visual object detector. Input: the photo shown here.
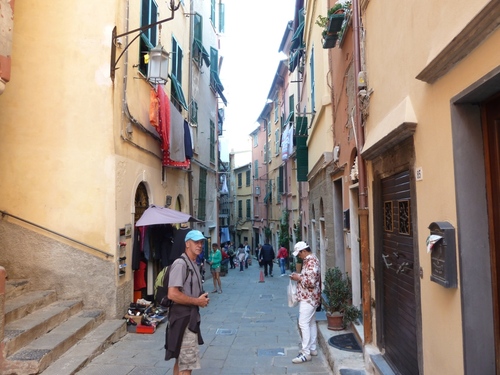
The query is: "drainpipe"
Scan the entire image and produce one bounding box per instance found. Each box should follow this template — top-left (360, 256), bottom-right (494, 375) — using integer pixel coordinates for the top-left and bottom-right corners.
top-left (352, 0), bottom-right (372, 344)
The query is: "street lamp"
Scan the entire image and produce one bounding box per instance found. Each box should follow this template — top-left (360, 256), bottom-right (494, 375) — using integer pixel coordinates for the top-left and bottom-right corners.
top-left (110, 0), bottom-right (180, 81)
top-left (147, 44), bottom-right (169, 85)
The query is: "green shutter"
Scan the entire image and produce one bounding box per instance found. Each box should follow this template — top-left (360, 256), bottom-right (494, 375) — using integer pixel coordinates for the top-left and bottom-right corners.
top-left (170, 75), bottom-right (189, 111)
top-left (278, 166), bottom-right (284, 193)
top-left (296, 137), bottom-right (308, 182)
top-left (296, 116), bottom-right (308, 181)
top-left (198, 168), bottom-right (207, 220)
top-left (219, 3), bottom-right (225, 33)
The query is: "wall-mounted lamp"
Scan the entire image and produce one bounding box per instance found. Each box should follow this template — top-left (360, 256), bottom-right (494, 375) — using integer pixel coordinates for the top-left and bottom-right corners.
top-left (165, 195), bottom-right (173, 207)
top-left (147, 44), bottom-right (169, 85)
top-left (110, 0), bottom-right (180, 81)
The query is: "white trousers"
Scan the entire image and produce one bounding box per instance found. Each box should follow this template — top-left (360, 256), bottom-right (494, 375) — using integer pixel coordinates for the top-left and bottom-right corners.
top-left (298, 301), bottom-right (317, 355)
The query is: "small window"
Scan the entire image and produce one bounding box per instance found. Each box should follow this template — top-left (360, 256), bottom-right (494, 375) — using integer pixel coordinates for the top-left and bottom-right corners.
top-left (246, 170), bottom-right (251, 186)
top-left (275, 128), bottom-right (280, 155)
top-left (190, 100), bottom-right (198, 124)
top-left (246, 199), bottom-right (251, 219)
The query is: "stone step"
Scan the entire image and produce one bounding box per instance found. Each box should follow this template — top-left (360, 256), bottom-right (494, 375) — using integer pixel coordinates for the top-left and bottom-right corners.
top-left (5, 279), bottom-right (30, 300)
top-left (3, 309), bottom-right (106, 375)
top-left (3, 299), bottom-right (83, 358)
top-left (41, 319), bottom-right (126, 375)
top-left (5, 290), bottom-right (57, 325)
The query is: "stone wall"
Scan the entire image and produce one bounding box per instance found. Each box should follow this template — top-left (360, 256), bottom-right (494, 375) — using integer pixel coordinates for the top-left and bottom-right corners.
top-left (0, 220), bottom-right (129, 319)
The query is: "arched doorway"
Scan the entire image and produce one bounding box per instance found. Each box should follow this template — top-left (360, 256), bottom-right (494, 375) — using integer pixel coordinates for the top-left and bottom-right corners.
top-left (134, 182), bottom-right (149, 223)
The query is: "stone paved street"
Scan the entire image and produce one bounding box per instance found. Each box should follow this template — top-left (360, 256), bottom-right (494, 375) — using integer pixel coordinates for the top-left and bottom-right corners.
top-left (76, 261), bottom-right (334, 375)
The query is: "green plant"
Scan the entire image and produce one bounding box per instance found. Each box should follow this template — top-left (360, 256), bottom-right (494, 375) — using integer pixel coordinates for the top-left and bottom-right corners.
top-left (321, 267), bottom-right (361, 326)
top-left (264, 226), bottom-right (272, 241)
top-left (278, 210), bottom-right (290, 249)
top-left (315, 3), bottom-right (343, 28)
top-left (293, 217), bottom-right (302, 242)
top-left (316, 1), bottom-right (352, 38)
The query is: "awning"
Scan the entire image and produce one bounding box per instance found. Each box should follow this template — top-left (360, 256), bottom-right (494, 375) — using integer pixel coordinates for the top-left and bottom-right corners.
top-left (136, 205), bottom-right (202, 226)
top-left (210, 72), bottom-right (228, 106)
top-left (170, 75), bottom-right (189, 111)
top-left (290, 12), bottom-right (304, 51)
top-left (192, 38), bottom-right (210, 67)
top-left (289, 49), bottom-right (301, 72)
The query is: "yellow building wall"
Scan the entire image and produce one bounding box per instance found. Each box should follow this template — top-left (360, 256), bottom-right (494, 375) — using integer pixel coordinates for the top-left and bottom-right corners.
top-left (363, 0), bottom-right (499, 373)
top-left (0, 0), bottom-right (193, 317)
top-left (0, 0), bottom-right (117, 250)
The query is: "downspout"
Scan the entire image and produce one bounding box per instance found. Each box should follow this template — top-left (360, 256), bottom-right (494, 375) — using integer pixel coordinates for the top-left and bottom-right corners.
top-left (187, 0), bottom-right (195, 221)
top-left (352, 0), bottom-right (372, 344)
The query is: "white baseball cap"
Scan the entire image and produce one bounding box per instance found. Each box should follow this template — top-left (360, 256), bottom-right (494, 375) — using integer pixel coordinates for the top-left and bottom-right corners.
top-left (292, 241), bottom-right (309, 257)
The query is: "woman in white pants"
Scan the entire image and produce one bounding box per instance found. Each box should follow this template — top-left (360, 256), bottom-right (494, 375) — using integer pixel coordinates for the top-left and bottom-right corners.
top-left (289, 241), bottom-right (321, 364)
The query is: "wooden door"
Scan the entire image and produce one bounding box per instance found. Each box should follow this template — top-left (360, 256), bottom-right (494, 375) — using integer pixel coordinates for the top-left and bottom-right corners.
top-left (482, 94), bottom-right (500, 374)
top-left (380, 170), bottom-right (419, 374)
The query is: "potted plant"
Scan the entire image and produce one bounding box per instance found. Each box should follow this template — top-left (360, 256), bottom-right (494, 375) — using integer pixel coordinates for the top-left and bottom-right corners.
top-left (321, 267), bottom-right (361, 330)
top-left (316, 1), bottom-right (351, 49)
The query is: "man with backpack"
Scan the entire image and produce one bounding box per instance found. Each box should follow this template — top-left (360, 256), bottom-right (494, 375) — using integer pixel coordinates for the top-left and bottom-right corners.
top-left (164, 230), bottom-right (210, 375)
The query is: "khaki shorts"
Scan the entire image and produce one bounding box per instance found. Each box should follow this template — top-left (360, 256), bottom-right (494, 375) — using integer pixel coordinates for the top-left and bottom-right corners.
top-left (178, 328), bottom-right (200, 372)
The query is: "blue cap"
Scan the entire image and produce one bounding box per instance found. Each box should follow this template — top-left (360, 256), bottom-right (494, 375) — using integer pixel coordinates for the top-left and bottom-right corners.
top-left (185, 230), bottom-right (205, 242)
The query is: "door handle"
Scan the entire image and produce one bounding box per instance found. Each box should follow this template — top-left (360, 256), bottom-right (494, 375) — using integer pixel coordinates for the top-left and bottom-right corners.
top-left (382, 254), bottom-right (393, 269)
top-left (396, 261), bottom-right (413, 274)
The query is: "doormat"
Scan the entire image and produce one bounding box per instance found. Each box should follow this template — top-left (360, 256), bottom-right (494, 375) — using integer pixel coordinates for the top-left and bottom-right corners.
top-left (328, 333), bottom-right (362, 353)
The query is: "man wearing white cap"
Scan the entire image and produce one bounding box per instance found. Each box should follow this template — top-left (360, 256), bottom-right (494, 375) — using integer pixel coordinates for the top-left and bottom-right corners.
top-left (289, 241), bottom-right (321, 364)
top-left (165, 229), bottom-right (210, 375)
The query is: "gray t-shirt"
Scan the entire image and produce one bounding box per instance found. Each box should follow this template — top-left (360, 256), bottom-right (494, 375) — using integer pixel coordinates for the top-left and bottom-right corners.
top-left (169, 254), bottom-right (203, 299)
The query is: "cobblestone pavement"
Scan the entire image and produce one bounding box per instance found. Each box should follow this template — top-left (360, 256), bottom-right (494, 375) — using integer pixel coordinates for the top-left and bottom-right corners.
top-left (76, 260), bottom-right (333, 375)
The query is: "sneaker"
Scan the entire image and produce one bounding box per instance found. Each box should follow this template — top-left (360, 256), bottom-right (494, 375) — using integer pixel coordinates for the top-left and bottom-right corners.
top-left (310, 349), bottom-right (318, 356)
top-left (292, 353), bottom-right (311, 364)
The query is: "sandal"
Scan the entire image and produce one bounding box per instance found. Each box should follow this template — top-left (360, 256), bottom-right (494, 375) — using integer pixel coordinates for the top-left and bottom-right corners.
top-left (211, 290), bottom-right (218, 293)
top-left (218, 290), bottom-right (222, 294)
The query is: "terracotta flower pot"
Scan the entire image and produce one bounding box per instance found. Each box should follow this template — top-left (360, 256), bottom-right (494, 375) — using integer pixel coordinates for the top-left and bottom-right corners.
top-left (326, 311), bottom-right (344, 331)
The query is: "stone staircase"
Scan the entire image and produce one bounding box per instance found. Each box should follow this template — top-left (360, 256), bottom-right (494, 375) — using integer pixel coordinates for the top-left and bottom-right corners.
top-left (1, 278), bottom-right (126, 375)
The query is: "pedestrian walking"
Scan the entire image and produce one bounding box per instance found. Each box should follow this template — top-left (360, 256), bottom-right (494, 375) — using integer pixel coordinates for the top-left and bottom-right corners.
top-left (277, 243), bottom-right (288, 276)
top-left (289, 241), bottom-right (321, 364)
top-left (237, 244), bottom-right (245, 272)
top-left (244, 241), bottom-right (250, 268)
top-left (227, 241), bottom-right (236, 269)
top-left (259, 241), bottom-right (275, 277)
top-left (256, 244), bottom-right (262, 267)
top-left (164, 229), bottom-right (209, 375)
top-left (208, 243), bottom-right (222, 293)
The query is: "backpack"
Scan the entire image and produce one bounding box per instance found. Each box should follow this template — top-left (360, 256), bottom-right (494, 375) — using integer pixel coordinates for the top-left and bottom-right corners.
top-left (158, 255), bottom-right (193, 308)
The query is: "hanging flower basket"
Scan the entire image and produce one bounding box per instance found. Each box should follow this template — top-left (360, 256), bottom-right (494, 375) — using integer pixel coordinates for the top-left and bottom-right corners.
top-left (327, 13), bottom-right (345, 34)
top-left (323, 33), bottom-right (338, 49)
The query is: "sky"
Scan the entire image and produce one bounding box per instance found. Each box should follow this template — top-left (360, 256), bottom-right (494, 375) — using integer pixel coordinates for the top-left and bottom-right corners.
top-left (218, 0), bottom-right (295, 166)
